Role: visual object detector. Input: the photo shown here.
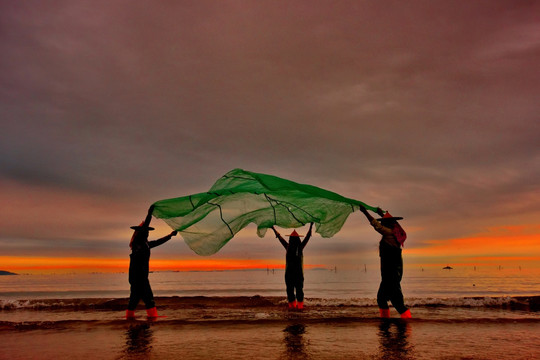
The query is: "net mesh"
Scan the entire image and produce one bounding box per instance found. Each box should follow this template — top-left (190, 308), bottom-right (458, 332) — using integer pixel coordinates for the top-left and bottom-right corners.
top-left (152, 168), bottom-right (377, 255)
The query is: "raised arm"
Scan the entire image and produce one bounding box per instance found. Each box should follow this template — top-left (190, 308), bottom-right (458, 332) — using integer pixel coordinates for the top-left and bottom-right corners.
top-left (149, 230), bottom-right (177, 249)
top-left (359, 205), bottom-right (383, 223)
top-left (301, 223), bottom-right (314, 249)
top-left (360, 205), bottom-right (393, 236)
top-left (272, 226), bottom-right (288, 250)
top-left (143, 204), bottom-right (155, 228)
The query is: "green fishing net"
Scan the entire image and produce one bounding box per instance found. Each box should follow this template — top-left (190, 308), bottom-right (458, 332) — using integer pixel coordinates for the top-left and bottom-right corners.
top-left (152, 168), bottom-right (377, 255)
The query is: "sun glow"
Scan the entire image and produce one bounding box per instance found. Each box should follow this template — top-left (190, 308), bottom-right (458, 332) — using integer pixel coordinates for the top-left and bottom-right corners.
top-left (0, 256), bottom-right (294, 274)
top-left (406, 225), bottom-right (540, 268)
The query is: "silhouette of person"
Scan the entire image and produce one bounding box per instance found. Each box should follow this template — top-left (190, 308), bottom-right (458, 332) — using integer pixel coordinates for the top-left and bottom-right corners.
top-left (126, 204), bottom-right (177, 319)
top-left (378, 320), bottom-right (414, 359)
top-left (124, 323), bottom-right (154, 356)
top-left (283, 323), bottom-right (310, 359)
top-left (360, 205), bottom-right (411, 319)
top-left (272, 223), bottom-right (313, 310)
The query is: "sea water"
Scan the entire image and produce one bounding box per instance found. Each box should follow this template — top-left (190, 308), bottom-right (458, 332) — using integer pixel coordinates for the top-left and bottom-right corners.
top-left (1, 267), bottom-right (539, 359)
top-left (0, 266), bottom-right (538, 301)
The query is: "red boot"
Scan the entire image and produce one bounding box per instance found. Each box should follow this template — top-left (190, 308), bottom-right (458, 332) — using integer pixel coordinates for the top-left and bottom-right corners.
top-left (125, 310), bottom-right (136, 319)
top-left (297, 301), bottom-right (304, 310)
top-left (400, 309), bottom-right (412, 319)
top-left (379, 308), bottom-right (391, 318)
top-left (146, 307), bottom-right (158, 318)
top-left (288, 301), bottom-right (297, 309)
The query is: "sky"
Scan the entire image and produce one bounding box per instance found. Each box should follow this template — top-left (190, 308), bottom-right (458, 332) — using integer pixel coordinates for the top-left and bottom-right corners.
top-left (1, 0), bottom-right (539, 273)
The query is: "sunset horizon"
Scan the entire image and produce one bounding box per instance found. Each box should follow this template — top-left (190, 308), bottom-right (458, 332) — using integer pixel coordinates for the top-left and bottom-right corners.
top-left (3, 222), bottom-right (539, 274)
top-left (1, 2), bottom-right (539, 358)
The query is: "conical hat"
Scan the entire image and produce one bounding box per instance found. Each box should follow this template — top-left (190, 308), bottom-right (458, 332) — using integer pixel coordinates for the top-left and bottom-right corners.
top-left (287, 229), bottom-right (304, 237)
top-left (376, 212), bottom-right (403, 221)
top-left (130, 221), bottom-right (155, 231)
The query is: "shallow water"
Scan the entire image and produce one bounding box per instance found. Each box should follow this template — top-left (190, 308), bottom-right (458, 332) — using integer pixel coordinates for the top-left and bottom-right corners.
top-left (1, 267), bottom-right (538, 300)
top-left (1, 295), bottom-right (539, 359)
top-left (1, 268), bottom-right (539, 359)
top-left (1, 295), bottom-right (538, 323)
top-left (2, 313), bottom-right (539, 360)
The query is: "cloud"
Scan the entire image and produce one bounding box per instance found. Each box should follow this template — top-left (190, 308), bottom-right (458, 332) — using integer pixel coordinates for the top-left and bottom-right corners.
top-left (1, 1), bottom-right (539, 267)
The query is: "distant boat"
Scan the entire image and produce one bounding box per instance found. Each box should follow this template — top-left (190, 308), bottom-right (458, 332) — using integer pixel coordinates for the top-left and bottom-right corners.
top-left (443, 266), bottom-right (453, 270)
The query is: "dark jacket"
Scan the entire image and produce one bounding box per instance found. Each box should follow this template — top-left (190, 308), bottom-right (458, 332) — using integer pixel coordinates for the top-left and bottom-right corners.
top-left (370, 219), bottom-right (403, 281)
top-left (129, 236), bottom-right (171, 284)
top-left (277, 232), bottom-right (312, 276)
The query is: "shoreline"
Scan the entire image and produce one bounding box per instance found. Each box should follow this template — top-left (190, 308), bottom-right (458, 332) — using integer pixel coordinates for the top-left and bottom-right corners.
top-left (2, 295), bottom-right (539, 360)
top-left (2, 304), bottom-right (539, 360)
top-left (2, 294), bottom-right (540, 310)
top-left (1, 295), bottom-right (538, 329)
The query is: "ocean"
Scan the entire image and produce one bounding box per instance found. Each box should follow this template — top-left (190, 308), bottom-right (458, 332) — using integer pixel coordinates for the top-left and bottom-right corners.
top-left (1, 267), bottom-right (539, 359)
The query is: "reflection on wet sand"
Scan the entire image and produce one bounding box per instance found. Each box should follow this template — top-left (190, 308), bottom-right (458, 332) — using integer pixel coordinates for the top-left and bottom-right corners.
top-left (377, 319), bottom-right (414, 360)
top-left (282, 323), bottom-right (310, 359)
top-left (123, 322), bottom-right (154, 357)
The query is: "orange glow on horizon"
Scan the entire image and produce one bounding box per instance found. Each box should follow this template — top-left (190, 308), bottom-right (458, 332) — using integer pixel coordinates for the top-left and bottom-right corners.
top-left (0, 256), bottom-right (323, 274)
top-left (406, 225), bottom-right (540, 268)
top-left (3, 225), bottom-right (539, 273)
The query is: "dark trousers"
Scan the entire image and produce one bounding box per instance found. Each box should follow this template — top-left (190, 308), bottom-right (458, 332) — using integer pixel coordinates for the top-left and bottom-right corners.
top-left (377, 279), bottom-right (407, 314)
top-left (285, 272), bottom-right (304, 302)
top-left (128, 278), bottom-right (155, 310)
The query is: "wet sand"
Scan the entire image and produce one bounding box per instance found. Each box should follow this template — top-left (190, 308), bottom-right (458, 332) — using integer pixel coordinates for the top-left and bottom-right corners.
top-left (3, 317), bottom-right (540, 359)
top-left (2, 296), bottom-right (540, 359)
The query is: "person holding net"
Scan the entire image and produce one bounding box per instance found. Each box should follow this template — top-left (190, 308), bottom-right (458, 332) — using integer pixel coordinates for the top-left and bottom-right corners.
top-left (359, 205), bottom-right (411, 319)
top-left (126, 204), bottom-right (177, 319)
top-left (271, 223), bottom-right (314, 310)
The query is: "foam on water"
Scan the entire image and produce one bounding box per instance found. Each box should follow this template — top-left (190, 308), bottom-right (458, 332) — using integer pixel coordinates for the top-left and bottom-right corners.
top-left (1, 295), bottom-right (538, 311)
top-left (1, 269), bottom-right (539, 360)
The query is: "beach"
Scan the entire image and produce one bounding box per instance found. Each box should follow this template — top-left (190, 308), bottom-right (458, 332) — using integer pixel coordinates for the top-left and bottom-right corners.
top-left (1, 269), bottom-right (539, 359)
top-left (2, 295), bottom-right (539, 359)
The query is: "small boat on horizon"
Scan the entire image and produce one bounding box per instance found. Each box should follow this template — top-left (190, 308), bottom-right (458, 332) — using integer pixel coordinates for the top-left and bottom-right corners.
top-left (443, 265), bottom-right (453, 270)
